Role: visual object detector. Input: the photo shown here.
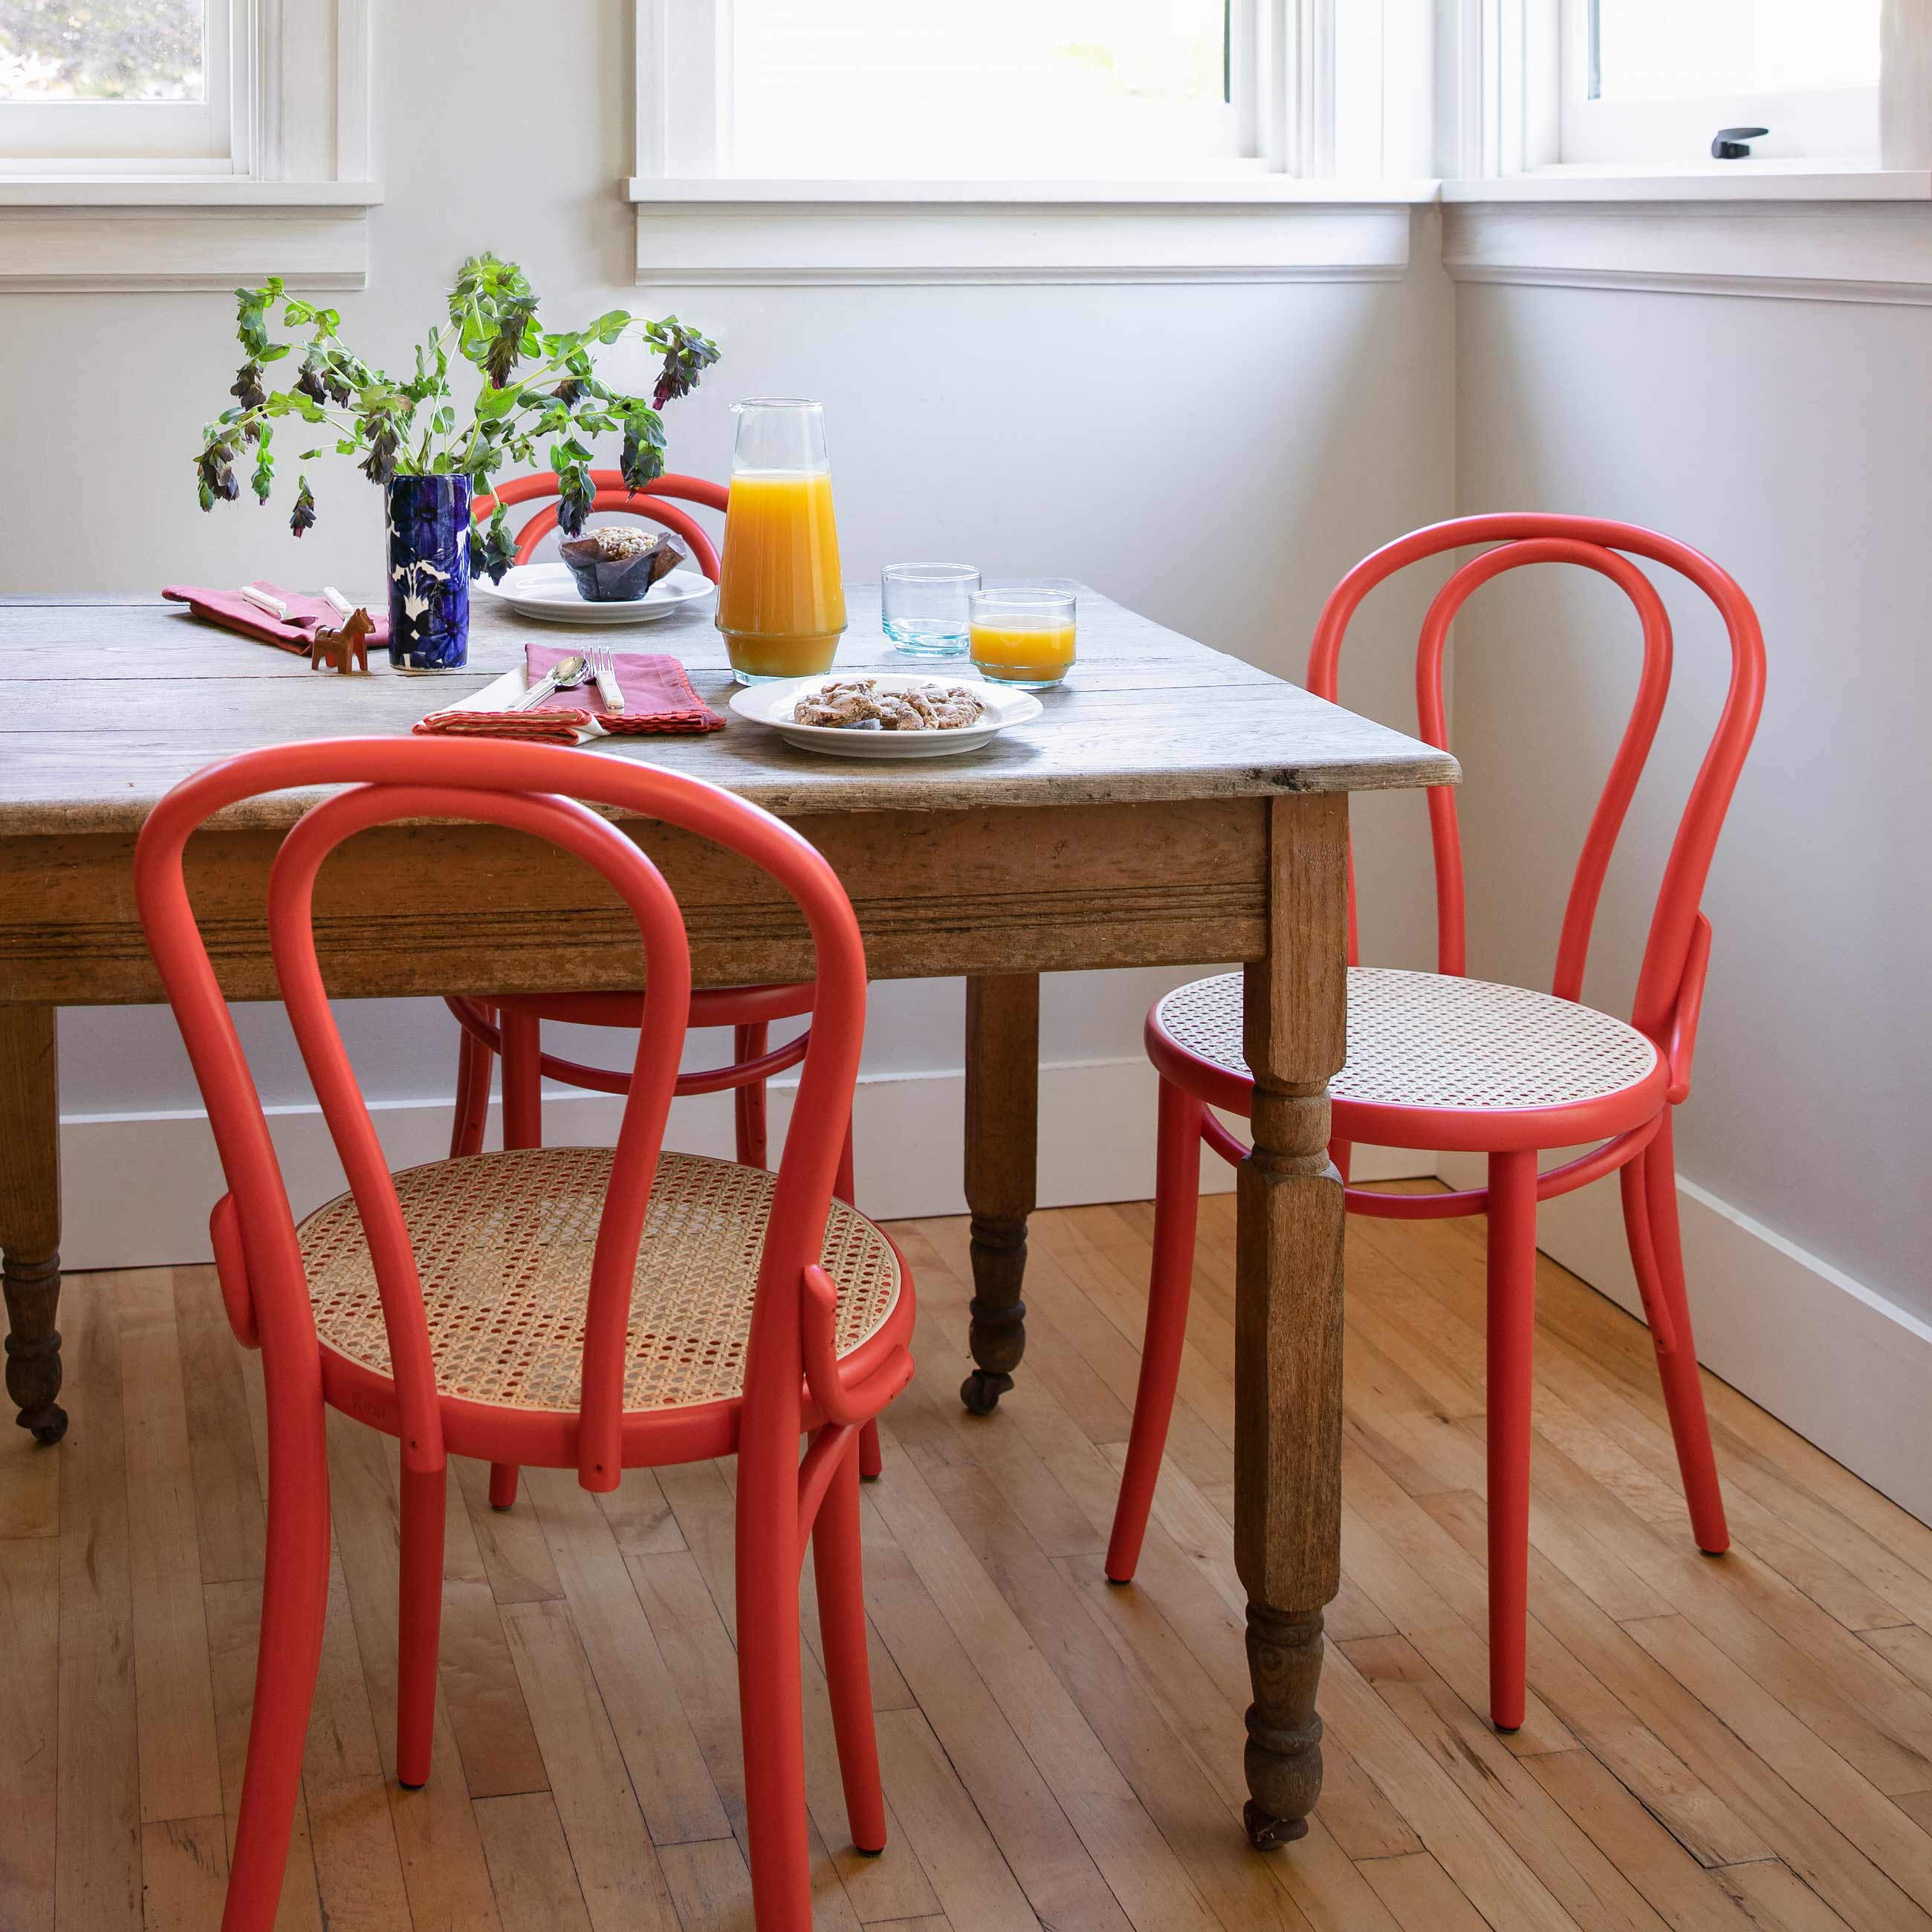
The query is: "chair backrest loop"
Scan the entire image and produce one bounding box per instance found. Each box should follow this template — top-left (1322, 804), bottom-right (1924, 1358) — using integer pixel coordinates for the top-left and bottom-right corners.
top-left (1308, 513), bottom-right (1764, 1074)
top-left (471, 470), bottom-right (727, 578)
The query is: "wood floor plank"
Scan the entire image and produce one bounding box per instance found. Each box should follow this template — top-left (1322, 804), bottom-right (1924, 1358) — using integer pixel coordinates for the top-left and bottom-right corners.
top-left (54, 1277), bottom-right (142, 1932)
top-left (138, 1814), bottom-right (229, 1931)
top-left (117, 1274), bottom-right (224, 1825)
top-left (499, 1598), bottom-right (681, 1932)
top-left (524, 1465), bottom-right (733, 1847)
top-left (172, 1262), bottom-right (266, 1586)
top-left (472, 1792), bottom-right (594, 1932)
top-left (1355, 1850), bottom-right (1495, 1932)
top-left (0, 1534), bottom-right (58, 1932)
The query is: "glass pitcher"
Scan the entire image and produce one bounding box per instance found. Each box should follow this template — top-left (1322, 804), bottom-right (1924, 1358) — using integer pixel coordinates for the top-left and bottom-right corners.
top-left (716, 398), bottom-right (847, 684)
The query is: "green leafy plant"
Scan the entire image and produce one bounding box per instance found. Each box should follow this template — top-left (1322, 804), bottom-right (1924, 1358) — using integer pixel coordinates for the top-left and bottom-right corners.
top-left (193, 253), bottom-right (719, 582)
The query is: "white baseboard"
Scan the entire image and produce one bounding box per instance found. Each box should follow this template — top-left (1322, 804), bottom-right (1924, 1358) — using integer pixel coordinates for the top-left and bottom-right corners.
top-left (1439, 1149), bottom-right (1932, 1528)
top-left (56, 1058), bottom-right (1430, 1273)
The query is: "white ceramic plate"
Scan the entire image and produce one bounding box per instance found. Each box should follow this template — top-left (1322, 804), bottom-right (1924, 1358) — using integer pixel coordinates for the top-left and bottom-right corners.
top-left (473, 562), bottom-right (716, 626)
top-left (729, 672), bottom-right (1043, 759)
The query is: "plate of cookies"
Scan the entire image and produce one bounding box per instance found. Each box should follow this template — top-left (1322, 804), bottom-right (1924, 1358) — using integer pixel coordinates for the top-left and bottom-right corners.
top-left (728, 672), bottom-right (1043, 759)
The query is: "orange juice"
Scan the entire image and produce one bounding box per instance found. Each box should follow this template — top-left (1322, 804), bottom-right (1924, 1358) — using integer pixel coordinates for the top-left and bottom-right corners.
top-left (970, 621), bottom-right (1077, 686)
top-left (716, 470), bottom-right (846, 679)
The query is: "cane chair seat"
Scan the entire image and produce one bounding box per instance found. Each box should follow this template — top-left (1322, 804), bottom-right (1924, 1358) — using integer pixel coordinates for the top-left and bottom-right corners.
top-left (1153, 967), bottom-right (1659, 1112)
top-left (299, 1146), bottom-right (902, 1412)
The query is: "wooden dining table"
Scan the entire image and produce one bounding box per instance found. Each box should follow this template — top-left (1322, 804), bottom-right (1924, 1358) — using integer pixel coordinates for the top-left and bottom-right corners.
top-left (0, 581), bottom-right (1452, 1850)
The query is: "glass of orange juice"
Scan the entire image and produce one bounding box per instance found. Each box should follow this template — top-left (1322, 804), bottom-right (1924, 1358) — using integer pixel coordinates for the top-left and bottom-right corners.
top-left (716, 398), bottom-right (846, 684)
top-left (969, 587), bottom-right (1077, 690)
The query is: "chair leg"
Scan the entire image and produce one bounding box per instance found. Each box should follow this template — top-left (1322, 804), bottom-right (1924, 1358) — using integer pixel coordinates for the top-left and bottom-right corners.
top-left (734, 1022), bottom-right (770, 1168)
top-left (222, 1413), bottom-right (331, 1931)
top-left (858, 1419), bottom-right (883, 1480)
top-left (737, 1447), bottom-right (814, 1931)
top-left (1106, 1077), bottom-right (1205, 1584)
top-left (811, 1433), bottom-right (888, 1855)
top-left (487, 1462), bottom-right (520, 1511)
top-left (450, 1018), bottom-right (493, 1159)
top-left (501, 1010), bottom-right (543, 1152)
top-left (1621, 1112), bottom-right (1729, 1555)
top-left (396, 1462), bottom-right (447, 1789)
top-left (1485, 1148), bottom-right (1539, 1732)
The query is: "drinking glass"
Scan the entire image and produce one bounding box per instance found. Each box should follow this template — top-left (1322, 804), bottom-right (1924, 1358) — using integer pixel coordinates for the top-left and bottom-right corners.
top-left (716, 398), bottom-right (846, 684)
top-left (969, 587), bottom-right (1077, 690)
top-left (882, 563), bottom-right (979, 658)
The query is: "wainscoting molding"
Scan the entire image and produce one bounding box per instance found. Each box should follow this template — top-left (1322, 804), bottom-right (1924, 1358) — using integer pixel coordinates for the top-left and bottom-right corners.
top-left (58, 1055), bottom-right (1426, 1272)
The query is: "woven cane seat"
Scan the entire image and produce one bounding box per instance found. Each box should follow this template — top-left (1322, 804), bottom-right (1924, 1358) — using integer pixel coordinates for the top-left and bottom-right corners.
top-left (1153, 967), bottom-right (1659, 1112)
top-left (298, 1147), bottom-right (902, 1412)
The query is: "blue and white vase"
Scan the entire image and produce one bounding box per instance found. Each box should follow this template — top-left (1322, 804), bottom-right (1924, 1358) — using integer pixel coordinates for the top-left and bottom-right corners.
top-left (386, 474), bottom-right (472, 670)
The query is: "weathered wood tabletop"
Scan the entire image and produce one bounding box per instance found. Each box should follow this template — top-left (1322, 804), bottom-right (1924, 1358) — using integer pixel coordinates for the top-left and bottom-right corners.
top-left (0, 582), bottom-right (1453, 1849)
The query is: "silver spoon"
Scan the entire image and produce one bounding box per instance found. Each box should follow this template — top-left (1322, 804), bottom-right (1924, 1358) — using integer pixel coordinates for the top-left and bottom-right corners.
top-left (511, 652), bottom-right (590, 713)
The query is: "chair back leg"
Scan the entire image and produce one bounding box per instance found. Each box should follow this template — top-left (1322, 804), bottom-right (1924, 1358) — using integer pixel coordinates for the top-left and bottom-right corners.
top-left (1106, 1077), bottom-right (1205, 1583)
top-left (1485, 1148), bottom-right (1539, 1731)
top-left (811, 1433), bottom-right (889, 1853)
top-left (1620, 1113), bottom-right (1729, 1553)
top-left (733, 1022), bottom-right (770, 1167)
top-left (450, 1022), bottom-right (494, 1159)
top-left (500, 1010), bottom-right (544, 1151)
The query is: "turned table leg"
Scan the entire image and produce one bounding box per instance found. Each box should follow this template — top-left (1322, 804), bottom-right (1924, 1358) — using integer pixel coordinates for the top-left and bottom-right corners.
top-left (0, 1005), bottom-right (65, 1445)
top-left (959, 973), bottom-right (1039, 1416)
top-left (1236, 795), bottom-right (1349, 1846)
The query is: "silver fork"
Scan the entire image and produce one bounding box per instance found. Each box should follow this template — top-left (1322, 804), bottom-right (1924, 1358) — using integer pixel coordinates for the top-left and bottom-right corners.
top-left (589, 645), bottom-right (625, 713)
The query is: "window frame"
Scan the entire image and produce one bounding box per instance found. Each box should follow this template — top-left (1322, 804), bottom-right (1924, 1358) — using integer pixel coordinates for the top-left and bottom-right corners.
top-left (0, 0), bottom-right (377, 291)
top-left (0, 0), bottom-right (244, 172)
top-left (626, 0), bottom-right (1438, 288)
top-left (1557, 0), bottom-right (1879, 167)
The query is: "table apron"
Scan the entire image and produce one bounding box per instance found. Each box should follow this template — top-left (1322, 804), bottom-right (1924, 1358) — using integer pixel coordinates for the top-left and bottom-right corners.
top-left (0, 794), bottom-right (1272, 1002)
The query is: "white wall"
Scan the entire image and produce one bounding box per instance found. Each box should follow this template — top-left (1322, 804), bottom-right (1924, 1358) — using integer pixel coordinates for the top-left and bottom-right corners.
top-left (0, 2), bottom-right (1454, 1257)
top-left (1453, 282), bottom-right (1932, 1328)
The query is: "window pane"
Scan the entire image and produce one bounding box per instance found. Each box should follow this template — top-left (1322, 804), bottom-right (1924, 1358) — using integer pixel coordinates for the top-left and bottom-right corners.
top-left (733, 0), bottom-right (1236, 178)
top-left (0, 1), bottom-right (205, 103)
top-left (1592, 0), bottom-right (1878, 103)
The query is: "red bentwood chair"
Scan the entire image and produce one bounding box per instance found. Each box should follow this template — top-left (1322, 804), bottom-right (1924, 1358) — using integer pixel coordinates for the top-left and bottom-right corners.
top-left (455, 471), bottom-right (878, 1504)
top-left (1108, 515), bottom-right (1765, 1731)
top-left (134, 738), bottom-right (914, 1932)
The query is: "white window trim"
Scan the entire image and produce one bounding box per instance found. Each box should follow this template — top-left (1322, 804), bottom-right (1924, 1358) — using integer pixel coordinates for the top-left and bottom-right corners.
top-left (0, 0), bottom-right (380, 291)
top-left (626, 0), bottom-right (1435, 286)
top-left (1438, 0), bottom-right (1932, 303)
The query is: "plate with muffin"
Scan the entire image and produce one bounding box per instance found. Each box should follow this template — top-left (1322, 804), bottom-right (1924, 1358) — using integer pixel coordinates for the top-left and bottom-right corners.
top-left (474, 525), bottom-right (716, 625)
top-left (729, 672), bottom-right (1043, 758)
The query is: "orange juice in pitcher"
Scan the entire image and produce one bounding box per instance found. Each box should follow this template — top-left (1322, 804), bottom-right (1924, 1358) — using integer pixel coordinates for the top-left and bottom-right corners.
top-left (716, 400), bottom-right (846, 682)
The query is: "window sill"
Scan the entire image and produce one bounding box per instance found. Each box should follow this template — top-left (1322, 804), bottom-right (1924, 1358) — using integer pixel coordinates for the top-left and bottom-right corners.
top-left (626, 176), bottom-right (1439, 286)
top-left (0, 178), bottom-right (383, 291)
top-left (1442, 166), bottom-right (1932, 304)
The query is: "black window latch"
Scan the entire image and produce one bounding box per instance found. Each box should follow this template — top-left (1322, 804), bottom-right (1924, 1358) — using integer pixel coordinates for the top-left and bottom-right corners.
top-left (1712, 126), bottom-right (1768, 160)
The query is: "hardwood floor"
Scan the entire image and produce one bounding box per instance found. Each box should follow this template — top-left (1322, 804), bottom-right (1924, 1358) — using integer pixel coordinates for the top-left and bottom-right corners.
top-left (7, 1188), bottom-right (1932, 1930)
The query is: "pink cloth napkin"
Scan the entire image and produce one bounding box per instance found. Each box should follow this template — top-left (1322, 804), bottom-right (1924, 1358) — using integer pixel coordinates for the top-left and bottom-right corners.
top-left (161, 582), bottom-right (389, 652)
top-left (415, 641), bottom-right (726, 745)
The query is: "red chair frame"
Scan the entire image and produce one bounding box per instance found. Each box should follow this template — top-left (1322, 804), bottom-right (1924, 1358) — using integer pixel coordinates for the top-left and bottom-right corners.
top-left (471, 467), bottom-right (727, 577)
top-left (1112, 515), bottom-right (1766, 1732)
top-left (134, 737), bottom-right (913, 1932)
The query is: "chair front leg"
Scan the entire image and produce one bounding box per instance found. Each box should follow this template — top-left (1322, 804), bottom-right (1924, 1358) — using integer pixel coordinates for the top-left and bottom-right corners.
top-left (1106, 1077), bottom-right (1205, 1583)
top-left (396, 1462), bottom-right (447, 1789)
top-left (1621, 1111), bottom-right (1729, 1555)
top-left (1485, 1148), bottom-right (1539, 1732)
top-left (811, 1433), bottom-right (887, 1854)
top-left (222, 1412), bottom-right (331, 1931)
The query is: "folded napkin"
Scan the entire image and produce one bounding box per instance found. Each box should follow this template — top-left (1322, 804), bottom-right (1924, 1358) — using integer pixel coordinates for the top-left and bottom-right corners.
top-left (415, 642), bottom-right (726, 745)
top-left (162, 581), bottom-right (390, 652)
